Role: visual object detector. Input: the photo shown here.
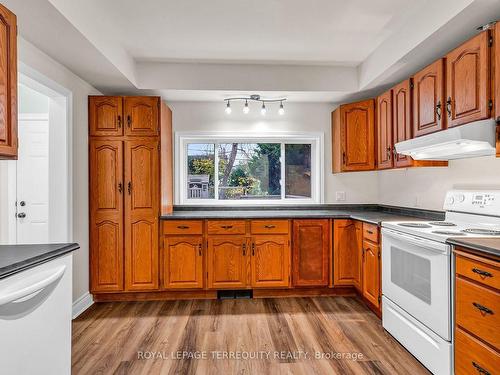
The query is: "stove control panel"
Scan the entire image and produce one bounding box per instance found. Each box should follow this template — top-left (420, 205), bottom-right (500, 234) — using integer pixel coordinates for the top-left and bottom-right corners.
top-left (444, 190), bottom-right (500, 216)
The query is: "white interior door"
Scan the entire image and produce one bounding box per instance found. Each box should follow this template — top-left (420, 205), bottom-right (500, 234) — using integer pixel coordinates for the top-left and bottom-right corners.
top-left (16, 114), bottom-right (50, 244)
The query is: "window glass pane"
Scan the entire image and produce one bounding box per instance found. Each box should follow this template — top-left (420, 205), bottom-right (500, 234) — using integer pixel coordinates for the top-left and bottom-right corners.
top-left (285, 144), bottom-right (311, 198)
top-left (218, 143), bottom-right (281, 200)
top-left (187, 144), bottom-right (215, 199)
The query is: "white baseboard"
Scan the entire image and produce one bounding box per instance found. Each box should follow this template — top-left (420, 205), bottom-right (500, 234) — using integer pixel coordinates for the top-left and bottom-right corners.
top-left (72, 292), bottom-right (94, 319)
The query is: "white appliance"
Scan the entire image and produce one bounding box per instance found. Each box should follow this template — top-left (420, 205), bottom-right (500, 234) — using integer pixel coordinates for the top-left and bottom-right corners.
top-left (381, 190), bottom-right (500, 375)
top-left (395, 119), bottom-right (497, 160)
top-left (0, 253), bottom-right (73, 375)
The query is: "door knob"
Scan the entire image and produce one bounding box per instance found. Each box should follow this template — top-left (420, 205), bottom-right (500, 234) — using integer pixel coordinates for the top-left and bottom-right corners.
top-left (17, 212), bottom-right (26, 219)
top-left (19, 201), bottom-right (26, 206)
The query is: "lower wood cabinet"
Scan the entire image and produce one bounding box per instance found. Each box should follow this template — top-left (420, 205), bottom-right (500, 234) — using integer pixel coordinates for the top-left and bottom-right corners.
top-left (163, 236), bottom-right (203, 289)
top-left (333, 220), bottom-right (362, 289)
top-left (362, 240), bottom-right (380, 309)
top-left (292, 219), bottom-right (330, 287)
top-left (207, 236), bottom-right (248, 289)
top-left (251, 235), bottom-right (290, 288)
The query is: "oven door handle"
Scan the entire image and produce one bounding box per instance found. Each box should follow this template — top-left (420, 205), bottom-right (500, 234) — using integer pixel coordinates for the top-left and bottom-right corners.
top-left (382, 228), bottom-right (450, 254)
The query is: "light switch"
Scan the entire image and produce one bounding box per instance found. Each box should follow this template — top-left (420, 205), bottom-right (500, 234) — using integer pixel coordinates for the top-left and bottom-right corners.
top-left (336, 191), bottom-right (346, 201)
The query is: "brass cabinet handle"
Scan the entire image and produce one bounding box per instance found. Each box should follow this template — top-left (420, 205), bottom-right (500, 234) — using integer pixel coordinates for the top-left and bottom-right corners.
top-left (386, 146), bottom-right (391, 160)
top-left (252, 243), bottom-right (255, 256)
top-left (177, 225), bottom-right (189, 229)
top-left (242, 243), bottom-right (246, 256)
top-left (127, 115), bottom-right (131, 127)
top-left (342, 151), bottom-right (346, 165)
top-left (435, 101), bottom-right (442, 120)
top-left (117, 115), bottom-right (122, 128)
top-left (366, 230), bottom-right (374, 235)
top-left (446, 97), bottom-right (452, 118)
top-left (118, 182), bottom-right (123, 193)
top-left (221, 225), bottom-right (233, 229)
top-left (127, 181), bottom-right (132, 195)
top-left (472, 361), bottom-right (491, 375)
top-left (198, 243), bottom-right (202, 256)
top-left (472, 268), bottom-right (493, 278)
top-left (472, 302), bottom-right (494, 315)
top-left (264, 225), bottom-right (276, 229)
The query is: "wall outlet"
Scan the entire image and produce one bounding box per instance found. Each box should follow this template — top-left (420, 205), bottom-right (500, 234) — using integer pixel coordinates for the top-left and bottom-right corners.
top-left (335, 191), bottom-right (346, 202)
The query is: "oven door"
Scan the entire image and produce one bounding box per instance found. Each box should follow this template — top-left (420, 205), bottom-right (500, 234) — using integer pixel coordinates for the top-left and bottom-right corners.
top-left (382, 228), bottom-right (451, 340)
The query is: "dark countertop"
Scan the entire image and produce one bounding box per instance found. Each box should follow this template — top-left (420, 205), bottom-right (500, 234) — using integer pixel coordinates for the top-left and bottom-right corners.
top-left (448, 237), bottom-right (500, 259)
top-left (161, 206), bottom-right (443, 225)
top-left (0, 243), bottom-right (80, 279)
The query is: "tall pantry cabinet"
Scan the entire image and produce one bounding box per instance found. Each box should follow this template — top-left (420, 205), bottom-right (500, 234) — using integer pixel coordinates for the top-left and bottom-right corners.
top-left (89, 96), bottom-right (172, 293)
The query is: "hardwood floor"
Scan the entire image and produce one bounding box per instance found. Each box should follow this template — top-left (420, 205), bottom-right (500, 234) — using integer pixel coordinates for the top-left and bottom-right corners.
top-left (72, 297), bottom-right (430, 375)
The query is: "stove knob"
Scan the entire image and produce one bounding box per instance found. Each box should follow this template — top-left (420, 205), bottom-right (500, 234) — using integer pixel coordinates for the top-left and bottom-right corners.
top-left (457, 194), bottom-right (465, 203)
top-left (446, 196), bottom-right (455, 205)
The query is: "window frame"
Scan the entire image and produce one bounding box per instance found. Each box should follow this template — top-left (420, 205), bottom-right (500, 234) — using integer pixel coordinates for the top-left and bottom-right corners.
top-left (176, 131), bottom-right (324, 206)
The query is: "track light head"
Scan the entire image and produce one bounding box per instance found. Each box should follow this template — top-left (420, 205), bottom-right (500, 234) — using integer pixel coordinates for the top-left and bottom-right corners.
top-left (261, 102), bottom-right (267, 115)
top-left (278, 101), bottom-right (285, 115)
top-left (243, 100), bottom-right (250, 114)
top-left (225, 101), bottom-right (232, 114)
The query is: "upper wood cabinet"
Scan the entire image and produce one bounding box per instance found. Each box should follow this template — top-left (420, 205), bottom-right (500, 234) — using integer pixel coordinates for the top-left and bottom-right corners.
top-left (338, 99), bottom-right (376, 171)
top-left (207, 236), bottom-right (248, 289)
top-left (392, 79), bottom-right (414, 168)
top-left (333, 220), bottom-right (362, 290)
top-left (495, 22), bottom-right (500, 157)
top-left (89, 140), bottom-right (124, 293)
top-left (377, 89), bottom-right (393, 169)
top-left (89, 96), bottom-right (159, 137)
top-left (412, 59), bottom-right (446, 137)
top-left (0, 4), bottom-right (17, 159)
top-left (446, 31), bottom-right (491, 128)
top-left (292, 219), bottom-right (329, 287)
top-left (251, 235), bottom-right (290, 288)
top-left (124, 97), bottom-right (159, 136)
top-left (89, 96), bottom-right (123, 136)
top-left (163, 236), bottom-right (203, 289)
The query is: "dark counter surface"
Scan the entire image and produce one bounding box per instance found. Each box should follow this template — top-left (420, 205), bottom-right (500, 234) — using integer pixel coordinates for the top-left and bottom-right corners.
top-left (448, 237), bottom-right (500, 258)
top-left (0, 243), bottom-right (80, 279)
top-left (161, 205), bottom-right (444, 225)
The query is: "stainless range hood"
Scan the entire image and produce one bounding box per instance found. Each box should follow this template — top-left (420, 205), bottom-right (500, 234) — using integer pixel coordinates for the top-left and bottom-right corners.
top-left (395, 119), bottom-right (497, 161)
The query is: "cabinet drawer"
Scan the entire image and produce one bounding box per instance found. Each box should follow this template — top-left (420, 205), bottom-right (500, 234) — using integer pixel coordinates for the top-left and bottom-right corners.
top-left (250, 220), bottom-right (289, 234)
top-left (163, 220), bottom-right (203, 235)
top-left (207, 220), bottom-right (246, 235)
top-left (456, 277), bottom-right (500, 349)
top-left (456, 253), bottom-right (499, 290)
top-left (455, 328), bottom-right (500, 375)
top-left (362, 223), bottom-right (379, 243)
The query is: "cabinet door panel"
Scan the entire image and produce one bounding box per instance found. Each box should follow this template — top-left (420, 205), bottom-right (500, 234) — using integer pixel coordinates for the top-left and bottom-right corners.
top-left (164, 237), bottom-right (203, 289)
top-left (0, 4), bottom-right (17, 158)
top-left (207, 237), bottom-right (248, 289)
top-left (392, 80), bottom-right (414, 168)
top-left (89, 96), bottom-right (123, 136)
top-left (292, 219), bottom-right (329, 287)
top-left (124, 140), bottom-right (159, 291)
top-left (124, 97), bottom-right (159, 136)
top-left (377, 90), bottom-right (393, 169)
top-left (340, 100), bottom-right (375, 171)
top-left (251, 235), bottom-right (290, 288)
top-left (333, 220), bottom-right (362, 290)
top-left (413, 59), bottom-right (446, 137)
top-left (89, 140), bottom-right (124, 292)
top-left (446, 31), bottom-right (490, 127)
top-left (363, 241), bottom-right (380, 308)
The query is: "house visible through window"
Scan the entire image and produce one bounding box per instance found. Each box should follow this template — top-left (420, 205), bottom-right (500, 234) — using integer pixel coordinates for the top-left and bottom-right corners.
top-left (181, 134), bottom-right (322, 204)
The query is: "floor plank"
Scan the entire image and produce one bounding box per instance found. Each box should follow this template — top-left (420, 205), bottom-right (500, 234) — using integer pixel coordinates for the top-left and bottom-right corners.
top-left (72, 297), bottom-right (430, 375)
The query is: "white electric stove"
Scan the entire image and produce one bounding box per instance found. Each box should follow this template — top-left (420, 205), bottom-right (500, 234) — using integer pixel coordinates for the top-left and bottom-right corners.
top-left (381, 190), bottom-right (500, 375)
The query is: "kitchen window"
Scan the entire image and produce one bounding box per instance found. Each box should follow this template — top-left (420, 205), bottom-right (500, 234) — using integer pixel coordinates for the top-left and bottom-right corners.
top-left (177, 133), bottom-right (322, 205)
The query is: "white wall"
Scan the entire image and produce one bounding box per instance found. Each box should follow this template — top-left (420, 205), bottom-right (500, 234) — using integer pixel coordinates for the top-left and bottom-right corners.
top-left (377, 156), bottom-right (500, 210)
top-left (169, 101), bottom-right (379, 204)
top-left (17, 37), bottom-right (101, 303)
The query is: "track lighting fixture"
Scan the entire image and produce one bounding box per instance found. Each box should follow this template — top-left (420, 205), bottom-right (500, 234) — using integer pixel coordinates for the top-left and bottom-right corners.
top-left (223, 94), bottom-right (287, 115)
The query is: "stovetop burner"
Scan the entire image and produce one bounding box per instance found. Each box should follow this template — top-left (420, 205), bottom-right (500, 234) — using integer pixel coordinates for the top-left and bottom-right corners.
top-left (397, 223), bottom-right (432, 228)
top-left (429, 222), bottom-right (457, 227)
top-left (462, 228), bottom-right (500, 235)
top-left (432, 230), bottom-right (465, 236)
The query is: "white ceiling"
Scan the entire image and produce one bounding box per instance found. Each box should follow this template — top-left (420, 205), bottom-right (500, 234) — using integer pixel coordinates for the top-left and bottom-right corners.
top-left (5, 0), bottom-right (500, 102)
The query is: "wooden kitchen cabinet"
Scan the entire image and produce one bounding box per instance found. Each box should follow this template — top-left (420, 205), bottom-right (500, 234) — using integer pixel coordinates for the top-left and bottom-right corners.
top-left (89, 139), bottom-right (124, 292)
top-left (89, 96), bottom-right (123, 137)
top-left (124, 96), bottom-right (159, 136)
top-left (0, 4), bottom-right (17, 159)
top-left (392, 79), bottom-right (414, 168)
top-left (333, 220), bottom-right (362, 290)
top-left (207, 236), bottom-right (248, 289)
top-left (163, 236), bottom-right (203, 289)
top-left (251, 235), bottom-right (290, 288)
top-left (446, 31), bottom-right (491, 128)
top-left (495, 22), bottom-right (500, 157)
top-left (338, 99), bottom-right (376, 171)
top-left (412, 59), bottom-right (446, 137)
top-left (124, 140), bottom-right (159, 291)
top-left (292, 219), bottom-right (329, 287)
top-left (377, 89), bottom-right (393, 169)
top-left (362, 240), bottom-right (381, 309)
